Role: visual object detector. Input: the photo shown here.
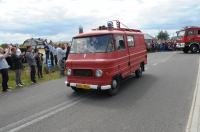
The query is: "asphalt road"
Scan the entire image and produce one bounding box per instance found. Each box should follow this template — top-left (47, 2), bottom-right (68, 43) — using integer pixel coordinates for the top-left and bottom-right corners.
top-left (0, 51), bottom-right (199, 132)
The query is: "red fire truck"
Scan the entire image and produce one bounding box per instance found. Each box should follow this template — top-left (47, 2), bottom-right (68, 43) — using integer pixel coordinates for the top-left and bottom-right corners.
top-left (65, 21), bottom-right (147, 95)
top-left (176, 26), bottom-right (200, 53)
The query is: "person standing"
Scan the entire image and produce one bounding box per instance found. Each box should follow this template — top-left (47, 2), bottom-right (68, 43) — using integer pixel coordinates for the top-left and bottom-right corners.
top-left (25, 46), bottom-right (37, 83)
top-left (35, 49), bottom-right (43, 78)
top-left (0, 46), bottom-right (11, 92)
top-left (43, 39), bottom-right (50, 65)
top-left (49, 40), bottom-right (54, 67)
top-left (11, 47), bottom-right (24, 87)
top-left (56, 44), bottom-right (66, 76)
top-left (53, 45), bottom-right (58, 66)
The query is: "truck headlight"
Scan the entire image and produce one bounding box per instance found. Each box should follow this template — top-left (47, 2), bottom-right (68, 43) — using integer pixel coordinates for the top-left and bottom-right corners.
top-left (96, 69), bottom-right (103, 77)
top-left (66, 69), bottom-right (72, 76)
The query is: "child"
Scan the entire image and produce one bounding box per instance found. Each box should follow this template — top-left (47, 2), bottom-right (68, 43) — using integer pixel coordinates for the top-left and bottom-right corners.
top-left (35, 50), bottom-right (43, 78)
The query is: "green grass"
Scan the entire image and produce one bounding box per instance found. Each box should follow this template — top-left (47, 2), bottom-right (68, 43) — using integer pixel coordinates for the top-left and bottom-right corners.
top-left (0, 66), bottom-right (62, 92)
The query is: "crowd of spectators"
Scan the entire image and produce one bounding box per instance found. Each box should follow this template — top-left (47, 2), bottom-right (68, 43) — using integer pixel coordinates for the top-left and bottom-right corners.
top-left (147, 41), bottom-right (177, 52)
top-left (0, 40), bottom-right (71, 92)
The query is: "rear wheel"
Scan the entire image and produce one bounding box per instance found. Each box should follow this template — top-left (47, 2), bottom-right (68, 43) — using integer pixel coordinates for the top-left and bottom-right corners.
top-left (135, 67), bottom-right (142, 78)
top-left (108, 78), bottom-right (120, 96)
top-left (141, 63), bottom-right (145, 71)
top-left (190, 45), bottom-right (199, 53)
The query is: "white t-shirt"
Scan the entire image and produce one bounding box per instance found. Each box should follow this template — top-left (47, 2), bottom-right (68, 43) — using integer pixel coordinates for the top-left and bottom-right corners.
top-left (52, 47), bottom-right (57, 56)
top-left (16, 48), bottom-right (22, 56)
top-left (56, 47), bottom-right (66, 61)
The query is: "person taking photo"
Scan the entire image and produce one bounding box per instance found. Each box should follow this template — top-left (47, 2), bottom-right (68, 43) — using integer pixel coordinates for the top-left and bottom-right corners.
top-left (11, 47), bottom-right (24, 87)
top-left (0, 46), bottom-right (11, 92)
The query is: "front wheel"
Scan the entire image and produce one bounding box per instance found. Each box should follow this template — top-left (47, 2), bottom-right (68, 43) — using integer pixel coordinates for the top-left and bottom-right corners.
top-left (190, 45), bottom-right (199, 53)
top-left (108, 78), bottom-right (120, 96)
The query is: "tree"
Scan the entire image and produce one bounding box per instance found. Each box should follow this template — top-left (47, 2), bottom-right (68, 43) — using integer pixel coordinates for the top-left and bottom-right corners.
top-left (157, 30), bottom-right (169, 41)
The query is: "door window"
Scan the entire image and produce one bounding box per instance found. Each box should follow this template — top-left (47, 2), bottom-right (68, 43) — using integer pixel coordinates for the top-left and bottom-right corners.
top-left (127, 36), bottom-right (135, 47)
top-left (188, 30), bottom-right (194, 36)
top-left (115, 35), bottom-right (125, 50)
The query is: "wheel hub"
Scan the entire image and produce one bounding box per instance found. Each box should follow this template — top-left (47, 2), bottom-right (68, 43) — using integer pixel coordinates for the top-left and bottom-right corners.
top-left (112, 80), bottom-right (117, 88)
top-left (193, 47), bottom-right (197, 51)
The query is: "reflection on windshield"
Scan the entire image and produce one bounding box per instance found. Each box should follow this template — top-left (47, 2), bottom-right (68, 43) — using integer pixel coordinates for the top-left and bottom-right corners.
top-left (177, 31), bottom-right (185, 38)
top-left (70, 35), bottom-right (114, 53)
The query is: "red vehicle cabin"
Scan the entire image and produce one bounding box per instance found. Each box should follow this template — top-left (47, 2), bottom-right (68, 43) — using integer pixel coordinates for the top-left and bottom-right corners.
top-left (176, 26), bottom-right (200, 53)
top-left (65, 23), bottom-right (147, 95)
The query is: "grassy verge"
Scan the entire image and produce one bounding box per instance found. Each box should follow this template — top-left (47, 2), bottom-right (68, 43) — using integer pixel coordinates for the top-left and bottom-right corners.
top-left (0, 66), bottom-right (62, 92)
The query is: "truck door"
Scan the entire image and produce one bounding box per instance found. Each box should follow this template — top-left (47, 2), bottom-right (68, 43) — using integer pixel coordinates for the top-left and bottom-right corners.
top-left (114, 35), bottom-right (131, 78)
top-left (187, 30), bottom-right (195, 42)
top-left (126, 35), bottom-right (137, 73)
top-left (197, 30), bottom-right (200, 42)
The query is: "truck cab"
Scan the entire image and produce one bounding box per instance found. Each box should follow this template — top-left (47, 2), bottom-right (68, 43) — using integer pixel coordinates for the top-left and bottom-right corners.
top-left (65, 21), bottom-right (147, 95)
top-left (176, 26), bottom-right (200, 53)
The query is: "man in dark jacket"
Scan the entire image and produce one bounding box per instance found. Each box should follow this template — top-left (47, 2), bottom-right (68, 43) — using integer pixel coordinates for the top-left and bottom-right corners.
top-left (11, 47), bottom-right (24, 87)
top-left (43, 39), bottom-right (50, 65)
top-left (25, 46), bottom-right (37, 83)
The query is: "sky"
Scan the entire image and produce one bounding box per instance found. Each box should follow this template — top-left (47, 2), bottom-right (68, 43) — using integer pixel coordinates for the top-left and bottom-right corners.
top-left (0, 0), bottom-right (200, 44)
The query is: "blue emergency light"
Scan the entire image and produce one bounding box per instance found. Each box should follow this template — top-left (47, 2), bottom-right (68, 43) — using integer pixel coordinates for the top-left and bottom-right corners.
top-left (107, 21), bottom-right (113, 28)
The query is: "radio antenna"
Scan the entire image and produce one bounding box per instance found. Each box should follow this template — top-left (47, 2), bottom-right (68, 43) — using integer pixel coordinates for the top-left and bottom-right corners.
top-left (112, 20), bottom-right (130, 29)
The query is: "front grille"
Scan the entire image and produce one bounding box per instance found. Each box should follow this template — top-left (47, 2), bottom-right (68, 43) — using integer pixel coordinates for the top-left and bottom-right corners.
top-left (73, 69), bottom-right (93, 77)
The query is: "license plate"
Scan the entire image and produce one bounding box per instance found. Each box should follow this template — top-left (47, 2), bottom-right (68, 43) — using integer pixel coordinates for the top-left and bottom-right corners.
top-left (76, 84), bottom-right (90, 89)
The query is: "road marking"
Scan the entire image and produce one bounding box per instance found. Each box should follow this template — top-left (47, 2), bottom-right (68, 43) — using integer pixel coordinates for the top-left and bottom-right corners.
top-left (186, 57), bottom-right (200, 132)
top-left (0, 97), bottom-right (83, 132)
top-left (152, 63), bottom-right (158, 66)
top-left (149, 52), bottom-right (177, 67)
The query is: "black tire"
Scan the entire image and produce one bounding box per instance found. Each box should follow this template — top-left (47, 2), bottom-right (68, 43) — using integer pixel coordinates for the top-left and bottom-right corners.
top-left (108, 78), bottom-right (120, 96)
top-left (190, 45), bottom-right (199, 53)
top-left (183, 48), bottom-right (189, 53)
top-left (141, 63), bottom-right (145, 71)
top-left (135, 67), bottom-right (142, 78)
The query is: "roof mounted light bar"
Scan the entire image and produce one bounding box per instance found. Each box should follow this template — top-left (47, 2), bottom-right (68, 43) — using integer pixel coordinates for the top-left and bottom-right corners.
top-left (92, 20), bottom-right (141, 33)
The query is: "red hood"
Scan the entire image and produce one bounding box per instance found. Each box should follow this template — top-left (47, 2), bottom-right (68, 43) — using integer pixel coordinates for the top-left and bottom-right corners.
top-left (66, 53), bottom-right (117, 69)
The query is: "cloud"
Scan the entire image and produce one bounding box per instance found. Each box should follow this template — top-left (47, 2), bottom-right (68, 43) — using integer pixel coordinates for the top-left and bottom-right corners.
top-left (0, 0), bottom-right (200, 43)
top-left (0, 18), bottom-right (96, 35)
top-left (0, 32), bottom-right (31, 44)
top-left (0, 32), bottom-right (71, 44)
top-left (139, 0), bottom-right (200, 29)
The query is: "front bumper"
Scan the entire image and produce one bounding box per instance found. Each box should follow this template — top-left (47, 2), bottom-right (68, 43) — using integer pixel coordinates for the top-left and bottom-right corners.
top-left (176, 43), bottom-right (185, 48)
top-left (65, 81), bottom-right (111, 90)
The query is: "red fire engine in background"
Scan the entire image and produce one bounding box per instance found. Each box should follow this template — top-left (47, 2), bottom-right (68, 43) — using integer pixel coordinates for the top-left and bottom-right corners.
top-left (176, 26), bottom-right (200, 53)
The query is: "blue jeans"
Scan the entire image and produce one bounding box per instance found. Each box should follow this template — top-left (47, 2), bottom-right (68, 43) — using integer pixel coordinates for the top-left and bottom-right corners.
top-left (0, 69), bottom-right (9, 91)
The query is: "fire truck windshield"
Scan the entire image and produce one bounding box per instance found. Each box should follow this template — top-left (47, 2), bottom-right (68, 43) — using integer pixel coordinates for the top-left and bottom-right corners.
top-left (70, 34), bottom-right (114, 53)
top-left (177, 30), bottom-right (185, 38)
